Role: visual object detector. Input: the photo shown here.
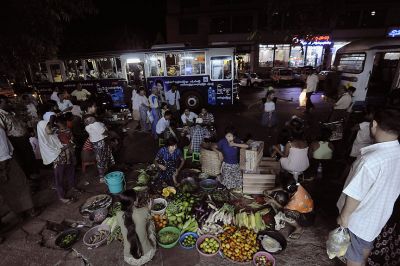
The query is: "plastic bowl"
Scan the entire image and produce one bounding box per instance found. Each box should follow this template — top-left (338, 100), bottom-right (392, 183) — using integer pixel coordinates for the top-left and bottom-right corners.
top-left (253, 251), bottom-right (276, 266)
top-left (151, 198), bottom-right (168, 216)
top-left (196, 234), bottom-right (221, 257)
top-left (89, 207), bottom-right (108, 223)
top-left (179, 232), bottom-right (199, 250)
top-left (199, 179), bottom-right (218, 192)
top-left (55, 229), bottom-right (80, 249)
top-left (157, 226), bottom-right (181, 249)
top-left (83, 224), bottom-right (110, 248)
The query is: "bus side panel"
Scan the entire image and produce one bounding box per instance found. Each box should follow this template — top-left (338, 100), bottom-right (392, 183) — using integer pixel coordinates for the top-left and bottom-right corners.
top-left (146, 75), bottom-right (233, 106)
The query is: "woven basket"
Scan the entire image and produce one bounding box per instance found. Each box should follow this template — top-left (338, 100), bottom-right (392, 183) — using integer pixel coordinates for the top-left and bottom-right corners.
top-left (200, 146), bottom-right (222, 176)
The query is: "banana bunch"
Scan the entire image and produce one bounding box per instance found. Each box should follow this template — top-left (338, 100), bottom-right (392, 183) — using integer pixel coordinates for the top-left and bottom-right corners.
top-left (162, 186), bottom-right (177, 198)
top-left (234, 212), bottom-right (266, 233)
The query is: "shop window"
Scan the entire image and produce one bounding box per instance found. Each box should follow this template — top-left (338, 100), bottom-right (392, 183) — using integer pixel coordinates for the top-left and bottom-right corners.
top-left (210, 17), bottom-right (231, 34)
top-left (166, 52), bottom-right (184, 76)
top-left (289, 46), bottom-right (304, 67)
top-left (361, 9), bottom-right (386, 28)
top-left (232, 16), bottom-right (253, 33)
top-left (179, 18), bottom-right (199, 35)
top-left (305, 46), bottom-right (324, 67)
top-left (180, 0), bottom-right (199, 9)
top-left (210, 56), bottom-right (232, 80)
top-left (336, 53), bottom-right (366, 74)
top-left (147, 53), bottom-right (165, 77)
top-left (183, 52), bottom-right (205, 75)
top-left (274, 44), bottom-right (290, 67)
top-left (259, 44), bottom-right (274, 67)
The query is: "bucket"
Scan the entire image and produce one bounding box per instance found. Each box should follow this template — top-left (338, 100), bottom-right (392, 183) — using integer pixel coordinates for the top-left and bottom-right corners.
top-left (105, 171), bottom-right (125, 194)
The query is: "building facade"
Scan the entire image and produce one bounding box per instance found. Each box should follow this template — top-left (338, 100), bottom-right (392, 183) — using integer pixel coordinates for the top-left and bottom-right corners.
top-left (166, 0), bottom-right (400, 73)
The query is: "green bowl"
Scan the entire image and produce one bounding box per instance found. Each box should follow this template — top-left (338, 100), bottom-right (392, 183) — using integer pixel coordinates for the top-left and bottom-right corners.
top-left (157, 226), bottom-right (181, 249)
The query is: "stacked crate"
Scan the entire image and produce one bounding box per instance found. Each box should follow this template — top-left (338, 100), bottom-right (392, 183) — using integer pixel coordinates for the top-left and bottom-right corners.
top-left (242, 157), bottom-right (281, 195)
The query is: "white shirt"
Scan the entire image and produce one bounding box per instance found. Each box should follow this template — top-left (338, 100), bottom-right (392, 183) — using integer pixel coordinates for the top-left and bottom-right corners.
top-left (132, 94), bottom-right (149, 110)
top-left (350, 122), bottom-right (373, 157)
top-left (26, 103), bottom-right (38, 118)
top-left (85, 122), bottom-right (106, 143)
top-left (165, 90), bottom-right (181, 110)
top-left (0, 127), bottom-right (13, 162)
top-left (306, 74), bottom-right (319, 93)
top-left (337, 140), bottom-right (400, 241)
top-left (57, 100), bottom-right (73, 112)
top-left (37, 120), bottom-right (63, 165)
top-left (50, 91), bottom-right (60, 102)
top-left (71, 89), bottom-right (91, 101)
top-left (181, 112), bottom-right (198, 125)
top-left (71, 105), bottom-right (83, 118)
top-left (156, 117), bottom-right (170, 134)
top-left (334, 92), bottom-right (352, 110)
top-left (148, 94), bottom-right (159, 109)
top-left (264, 101), bottom-right (275, 112)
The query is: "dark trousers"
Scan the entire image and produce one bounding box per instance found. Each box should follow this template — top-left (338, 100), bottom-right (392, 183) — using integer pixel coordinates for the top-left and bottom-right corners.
top-left (305, 92), bottom-right (314, 111)
top-left (8, 136), bottom-right (39, 178)
top-left (53, 164), bottom-right (75, 199)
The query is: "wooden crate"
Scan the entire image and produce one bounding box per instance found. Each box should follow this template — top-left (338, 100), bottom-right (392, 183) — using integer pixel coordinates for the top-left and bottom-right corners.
top-left (242, 172), bottom-right (276, 195)
top-left (240, 141), bottom-right (264, 173)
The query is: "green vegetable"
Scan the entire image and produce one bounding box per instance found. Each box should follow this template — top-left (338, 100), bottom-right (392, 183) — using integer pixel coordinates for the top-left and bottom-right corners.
top-left (158, 231), bottom-right (179, 244)
top-left (137, 169), bottom-right (151, 185)
top-left (152, 203), bottom-right (165, 211)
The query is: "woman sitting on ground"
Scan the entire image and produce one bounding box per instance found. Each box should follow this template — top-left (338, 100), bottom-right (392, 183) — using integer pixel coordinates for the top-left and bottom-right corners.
top-left (309, 127), bottom-right (334, 160)
top-left (280, 126), bottom-right (310, 175)
top-left (116, 190), bottom-right (156, 266)
top-left (154, 138), bottom-right (184, 187)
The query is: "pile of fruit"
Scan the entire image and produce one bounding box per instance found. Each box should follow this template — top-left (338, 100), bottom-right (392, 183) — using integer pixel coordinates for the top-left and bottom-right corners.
top-left (152, 214), bottom-right (168, 231)
top-left (199, 237), bottom-right (220, 254)
top-left (254, 254), bottom-right (274, 266)
top-left (218, 226), bottom-right (259, 263)
top-left (181, 234), bottom-right (197, 248)
top-left (166, 193), bottom-right (197, 228)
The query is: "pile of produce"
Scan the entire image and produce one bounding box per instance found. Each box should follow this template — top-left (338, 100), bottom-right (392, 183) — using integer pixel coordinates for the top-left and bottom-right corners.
top-left (152, 215), bottom-right (168, 231)
top-left (102, 216), bottom-right (123, 244)
top-left (88, 229), bottom-right (109, 245)
top-left (234, 210), bottom-right (268, 233)
top-left (137, 169), bottom-right (151, 185)
top-left (204, 203), bottom-right (235, 226)
top-left (162, 186), bottom-right (177, 198)
top-left (158, 230), bottom-right (180, 245)
top-left (165, 193), bottom-right (197, 229)
top-left (152, 202), bottom-right (166, 212)
top-left (218, 226), bottom-right (259, 263)
top-left (254, 254), bottom-right (274, 266)
top-left (197, 223), bottom-right (224, 236)
top-left (181, 234), bottom-right (197, 248)
top-left (198, 237), bottom-right (220, 254)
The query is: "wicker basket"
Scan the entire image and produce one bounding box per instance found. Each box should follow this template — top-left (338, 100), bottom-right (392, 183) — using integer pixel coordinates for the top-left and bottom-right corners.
top-left (200, 145), bottom-right (221, 176)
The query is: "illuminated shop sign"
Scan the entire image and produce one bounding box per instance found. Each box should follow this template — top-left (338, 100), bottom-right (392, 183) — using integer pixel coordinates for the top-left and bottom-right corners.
top-left (294, 35), bottom-right (332, 46)
top-left (387, 28), bottom-right (400, 38)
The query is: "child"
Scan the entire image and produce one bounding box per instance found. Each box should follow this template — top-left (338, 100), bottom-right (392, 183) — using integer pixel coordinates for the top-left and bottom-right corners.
top-left (261, 90), bottom-right (277, 128)
top-left (56, 117), bottom-right (75, 165)
top-left (160, 102), bottom-right (169, 118)
top-left (266, 172), bottom-right (315, 239)
top-left (84, 115), bottom-right (114, 183)
top-left (349, 105), bottom-right (374, 159)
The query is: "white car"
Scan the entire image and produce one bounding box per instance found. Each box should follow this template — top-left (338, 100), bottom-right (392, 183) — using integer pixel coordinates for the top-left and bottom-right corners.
top-left (239, 73), bottom-right (264, 87)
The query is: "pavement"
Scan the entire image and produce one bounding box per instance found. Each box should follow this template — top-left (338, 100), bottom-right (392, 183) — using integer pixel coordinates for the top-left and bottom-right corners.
top-left (0, 87), bottom-right (346, 266)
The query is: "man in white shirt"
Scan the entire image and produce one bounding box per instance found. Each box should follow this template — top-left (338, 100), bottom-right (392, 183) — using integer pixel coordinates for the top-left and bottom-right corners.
top-left (337, 108), bottom-right (400, 266)
top-left (165, 83), bottom-right (180, 121)
top-left (156, 111), bottom-right (172, 137)
top-left (329, 86), bottom-right (356, 122)
top-left (57, 93), bottom-right (73, 112)
top-left (50, 88), bottom-right (60, 102)
top-left (71, 83), bottom-right (91, 101)
top-left (181, 108), bottom-right (198, 126)
top-left (305, 70), bottom-right (319, 113)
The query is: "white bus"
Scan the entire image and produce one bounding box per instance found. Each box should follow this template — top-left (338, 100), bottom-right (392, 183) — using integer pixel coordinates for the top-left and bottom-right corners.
top-left (334, 38), bottom-right (400, 107)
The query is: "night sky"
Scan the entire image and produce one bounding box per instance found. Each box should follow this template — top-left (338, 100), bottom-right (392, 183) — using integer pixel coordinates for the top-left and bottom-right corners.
top-left (60, 0), bottom-right (166, 55)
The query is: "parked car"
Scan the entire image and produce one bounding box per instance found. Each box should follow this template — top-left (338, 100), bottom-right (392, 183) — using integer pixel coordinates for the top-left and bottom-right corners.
top-left (271, 68), bottom-right (295, 85)
top-left (239, 73), bottom-right (264, 87)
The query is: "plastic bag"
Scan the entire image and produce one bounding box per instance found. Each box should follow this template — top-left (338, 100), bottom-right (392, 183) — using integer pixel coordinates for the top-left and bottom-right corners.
top-left (299, 89), bottom-right (307, 107)
top-left (326, 227), bottom-right (351, 259)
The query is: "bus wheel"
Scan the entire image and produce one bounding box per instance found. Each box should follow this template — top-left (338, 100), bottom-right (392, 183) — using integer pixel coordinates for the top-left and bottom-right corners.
top-left (182, 91), bottom-right (202, 110)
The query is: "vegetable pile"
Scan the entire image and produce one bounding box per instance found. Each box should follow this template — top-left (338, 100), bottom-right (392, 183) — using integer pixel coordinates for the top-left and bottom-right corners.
top-left (88, 229), bottom-right (109, 245)
top-left (158, 231), bottom-right (179, 245)
top-left (181, 235), bottom-right (197, 248)
top-left (218, 226), bottom-right (259, 263)
top-left (199, 237), bottom-right (220, 254)
top-left (166, 193), bottom-right (197, 229)
top-left (234, 209), bottom-right (269, 233)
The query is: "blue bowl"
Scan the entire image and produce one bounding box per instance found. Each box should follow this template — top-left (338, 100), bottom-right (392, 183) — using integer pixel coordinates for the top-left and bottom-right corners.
top-left (199, 179), bottom-right (218, 192)
top-left (179, 232), bottom-right (199, 250)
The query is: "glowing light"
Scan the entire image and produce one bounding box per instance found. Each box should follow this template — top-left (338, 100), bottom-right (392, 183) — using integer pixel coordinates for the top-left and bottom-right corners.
top-left (388, 29), bottom-right (400, 38)
top-left (371, 11), bottom-right (376, 16)
top-left (127, 58), bottom-right (141, 63)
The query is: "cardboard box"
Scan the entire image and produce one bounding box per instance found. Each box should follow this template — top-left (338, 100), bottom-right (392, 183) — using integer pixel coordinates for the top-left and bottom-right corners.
top-left (240, 141), bottom-right (264, 173)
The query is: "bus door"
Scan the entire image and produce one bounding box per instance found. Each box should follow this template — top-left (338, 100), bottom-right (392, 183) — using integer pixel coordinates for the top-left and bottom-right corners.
top-left (209, 55), bottom-right (234, 105)
top-left (367, 52), bottom-right (400, 103)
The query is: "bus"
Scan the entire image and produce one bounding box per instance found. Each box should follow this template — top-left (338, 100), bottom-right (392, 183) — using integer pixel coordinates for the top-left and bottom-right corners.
top-left (31, 45), bottom-right (239, 110)
top-left (334, 38), bottom-right (400, 107)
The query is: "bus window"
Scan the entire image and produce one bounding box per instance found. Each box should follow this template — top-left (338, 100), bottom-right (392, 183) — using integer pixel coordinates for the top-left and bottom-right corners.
top-left (211, 56), bottom-right (232, 80)
top-left (147, 53), bottom-right (165, 76)
top-left (336, 53), bottom-right (366, 74)
top-left (84, 59), bottom-right (98, 79)
top-left (184, 52), bottom-right (205, 75)
top-left (166, 52), bottom-right (183, 76)
top-left (65, 60), bottom-right (78, 81)
top-left (95, 58), bottom-right (116, 79)
top-left (49, 63), bottom-right (63, 82)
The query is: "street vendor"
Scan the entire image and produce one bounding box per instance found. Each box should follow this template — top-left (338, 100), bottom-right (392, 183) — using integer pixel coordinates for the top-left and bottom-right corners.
top-left (266, 171), bottom-right (315, 239)
top-left (212, 126), bottom-right (249, 190)
top-left (154, 138), bottom-right (184, 186)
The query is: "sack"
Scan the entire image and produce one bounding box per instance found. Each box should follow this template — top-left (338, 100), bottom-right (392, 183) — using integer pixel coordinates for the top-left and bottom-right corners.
top-left (326, 227), bottom-right (351, 259)
top-left (147, 111), bottom-right (154, 123)
top-left (299, 89), bottom-right (307, 107)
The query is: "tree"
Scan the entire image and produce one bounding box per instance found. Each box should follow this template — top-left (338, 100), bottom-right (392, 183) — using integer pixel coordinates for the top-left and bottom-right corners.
top-left (0, 0), bottom-right (95, 81)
